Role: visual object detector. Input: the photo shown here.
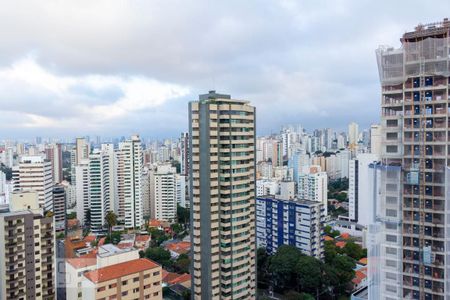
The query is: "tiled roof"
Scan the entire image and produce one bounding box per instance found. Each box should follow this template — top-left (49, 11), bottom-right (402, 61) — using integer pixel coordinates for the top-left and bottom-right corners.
top-left (67, 251), bottom-right (97, 269)
top-left (336, 241), bottom-right (346, 248)
top-left (84, 258), bottom-right (160, 284)
top-left (135, 235), bottom-right (150, 242)
top-left (352, 267), bottom-right (367, 285)
top-left (165, 242), bottom-right (190, 254)
top-left (358, 257), bottom-right (368, 265)
top-left (83, 235), bottom-right (96, 243)
top-left (324, 236), bottom-right (334, 241)
top-left (340, 233), bottom-right (350, 239)
top-left (162, 270), bottom-right (191, 285)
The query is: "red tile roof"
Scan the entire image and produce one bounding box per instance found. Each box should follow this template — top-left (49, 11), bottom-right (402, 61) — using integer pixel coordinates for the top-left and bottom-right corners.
top-left (324, 236), bottom-right (334, 241)
top-left (135, 235), bottom-right (150, 242)
top-left (166, 242), bottom-right (190, 254)
top-left (340, 233), bottom-right (350, 240)
top-left (83, 235), bottom-right (96, 243)
top-left (67, 251), bottom-right (97, 269)
top-left (117, 242), bottom-right (134, 249)
top-left (336, 241), bottom-right (346, 248)
top-left (97, 237), bottom-right (106, 247)
top-left (352, 267), bottom-right (367, 285)
top-left (359, 257), bottom-right (368, 265)
top-left (84, 258), bottom-right (160, 284)
top-left (162, 270), bottom-right (191, 285)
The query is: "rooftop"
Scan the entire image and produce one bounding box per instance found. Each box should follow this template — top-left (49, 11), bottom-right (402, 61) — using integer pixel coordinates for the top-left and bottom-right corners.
top-left (83, 258), bottom-right (160, 283)
top-left (67, 251), bottom-right (97, 269)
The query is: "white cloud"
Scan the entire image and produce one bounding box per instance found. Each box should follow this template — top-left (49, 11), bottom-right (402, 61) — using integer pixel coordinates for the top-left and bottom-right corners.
top-left (0, 56), bottom-right (190, 130)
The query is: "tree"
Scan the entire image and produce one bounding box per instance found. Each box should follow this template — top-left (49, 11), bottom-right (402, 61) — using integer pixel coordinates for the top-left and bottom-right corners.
top-left (342, 241), bottom-right (364, 260)
top-left (257, 247), bottom-right (270, 288)
top-left (171, 223), bottom-right (183, 235)
top-left (67, 212), bottom-right (77, 219)
top-left (144, 247), bottom-right (172, 268)
top-left (149, 227), bottom-right (169, 247)
top-left (324, 240), bottom-right (338, 264)
top-left (284, 291), bottom-right (314, 300)
top-left (105, 211), bottom-right (118, 236)
top-left (174, 253), bottom-right (190, 274)
top-left (296, 256), bottom-right (322, 294)
top-left (269, 245), bottom-right (303, 292)
top-left (177, 204), bottom-right (190, 226)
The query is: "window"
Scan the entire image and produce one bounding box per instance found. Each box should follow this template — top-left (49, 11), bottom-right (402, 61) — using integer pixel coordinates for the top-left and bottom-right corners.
top-left (133, 288), bottom-right (139, 293)
top-left (97, 286), bottom-right (106, 292)
top-left (122, 280), bottom-right (128, 285)
top-left (133, 277), bottom-right (139, 282)
top-left (152, 271), bottom-right (160, 276)
top-left (153, 292), bottom-right (159, 296)
top-left (108, 283), bottom-right (117, 289)
top-left (144, 274), bottom-right (150, 279)
top-left (153, 282), bottom-right (160, 286)
top-left (121, 291), bottom-right (128, 296)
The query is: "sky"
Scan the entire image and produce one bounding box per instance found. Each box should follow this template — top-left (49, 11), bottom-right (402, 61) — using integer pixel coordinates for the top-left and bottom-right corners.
top-left (1, 0), bottom-right (450, 140)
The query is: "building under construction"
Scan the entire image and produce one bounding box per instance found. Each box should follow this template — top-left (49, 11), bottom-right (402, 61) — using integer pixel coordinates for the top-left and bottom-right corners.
top-left (372, 19), bottom-right (450, 300)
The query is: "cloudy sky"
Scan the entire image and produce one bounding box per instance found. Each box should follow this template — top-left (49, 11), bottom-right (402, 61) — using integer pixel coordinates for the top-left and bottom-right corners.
top-left (1, 0), bottom-right (449, 139)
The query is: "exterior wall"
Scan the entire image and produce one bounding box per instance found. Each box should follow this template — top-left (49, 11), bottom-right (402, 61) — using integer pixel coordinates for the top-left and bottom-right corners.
top-left (189, 92), bottom-right (256, 299)
top-left (256, 197), bottom-right (324, 258)
top-left (117, 135), bottom-right (143, 228)
top-left (81, 265), bottom-right (162, 300)
top-left (0, 205), bottom-right (55, 299)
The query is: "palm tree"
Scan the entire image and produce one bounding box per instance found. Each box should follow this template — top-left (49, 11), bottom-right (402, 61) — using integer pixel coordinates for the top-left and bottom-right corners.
top-left (105, 211), bottom-right (117, 237)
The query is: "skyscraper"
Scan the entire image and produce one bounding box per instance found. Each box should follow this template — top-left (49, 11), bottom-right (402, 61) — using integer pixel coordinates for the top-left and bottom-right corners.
top-left (117, 135), bottom-right (143, 228)
top-left (373, 19), bottom-right (450, 299)
top-left (189, 91), bottom-right (256, 299)
top-left (13, 155), bottom-right (53, 212)
top-left (348, 122), bottom-right (359, 149)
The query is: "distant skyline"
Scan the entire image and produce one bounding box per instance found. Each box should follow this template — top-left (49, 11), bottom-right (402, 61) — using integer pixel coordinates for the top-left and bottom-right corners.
top-left (1, 1), bottom-right (449, 138)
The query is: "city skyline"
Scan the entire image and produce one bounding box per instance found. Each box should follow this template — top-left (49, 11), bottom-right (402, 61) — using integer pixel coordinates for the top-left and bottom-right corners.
top-left (1, 1), bottom-right (450, 138)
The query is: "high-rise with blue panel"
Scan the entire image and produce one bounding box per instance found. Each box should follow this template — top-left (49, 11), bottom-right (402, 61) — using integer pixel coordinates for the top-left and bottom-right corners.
top-left (256, 196), bottom-right (325, 258)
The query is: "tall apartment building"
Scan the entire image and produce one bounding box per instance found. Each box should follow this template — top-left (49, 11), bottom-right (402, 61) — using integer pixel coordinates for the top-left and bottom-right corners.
top-left (297, 165), bottom-right (328, 215)
top-left (45, 143), bottom-right (63, 184)
top-left (89, 149), bottom-right (112, 232)
top-left (348, 122), bottom-right (359, 149)
top-left (150, 164), bottom-right (178, 222)
top-left (348, 153), bottom-right (380, 227)
top-left (373, 19), bottom-right (450, 300)
top-left (53, 184), bottom-right (67, 233)
top-left (75, 138), bottom-right (90, 165)
top-left (189, 91), bottom-right (256, 299)
top-left (13, 155), bottom-right (53, 212)
top-left (117, 135), bottom-right (143, 228)
top-left (256, 196), bottom-right (325, 258)
top-left (75, 159), bottom-right (90, 227)
top-left (0, 192), bottom-right (55, 299)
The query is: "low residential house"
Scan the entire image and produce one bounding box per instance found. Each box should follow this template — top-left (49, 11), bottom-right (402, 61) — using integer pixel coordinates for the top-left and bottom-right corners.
top-left (135, 234), bottom-right (151, 250)
top-left (165, 241), bottom-right (190, 259)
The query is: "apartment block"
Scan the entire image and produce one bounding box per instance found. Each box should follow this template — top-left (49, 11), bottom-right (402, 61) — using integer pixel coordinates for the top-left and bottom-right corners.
top-left (256, 196), bottom-right (325, 258)
top-left (373, 19), bottom-right (450, 299)
top-left (81, 258), bottom-right (162, 300)
top-left (0, 192), bottom-right (55, 299)
top-left (189, 91), bottom-right (256, 299)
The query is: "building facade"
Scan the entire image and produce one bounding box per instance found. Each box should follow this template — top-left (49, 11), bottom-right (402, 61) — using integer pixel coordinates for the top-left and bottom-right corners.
top-left (13, 155), bottom-right (53, 212)
top-left (0, 192), bottom-right (55, 299)
top-left (256, 196), bottom-right (325, 258)
top-left (81, 258), bottom-right (162, 300)
top-left (373, 19), bottom-right (450, 299)
top-left (189, 91), bottom-right (256, 299)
